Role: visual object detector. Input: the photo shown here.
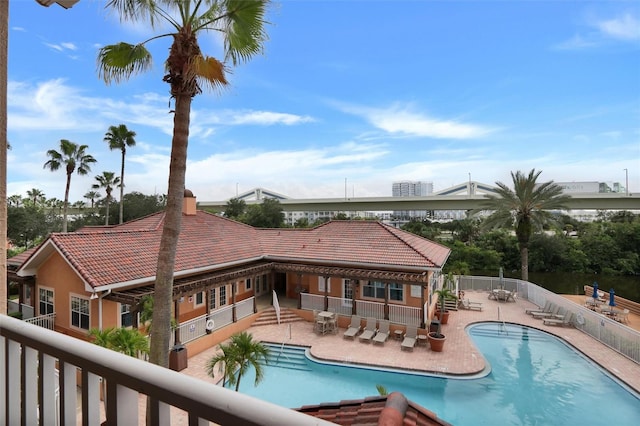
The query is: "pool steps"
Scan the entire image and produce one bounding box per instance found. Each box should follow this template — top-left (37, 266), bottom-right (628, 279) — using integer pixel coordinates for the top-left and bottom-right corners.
top-left (262, 344), bottom-right (311, 371)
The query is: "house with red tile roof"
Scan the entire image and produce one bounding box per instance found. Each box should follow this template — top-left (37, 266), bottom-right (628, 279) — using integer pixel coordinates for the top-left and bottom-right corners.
top-left (8, 192), bottom-right (451, 343)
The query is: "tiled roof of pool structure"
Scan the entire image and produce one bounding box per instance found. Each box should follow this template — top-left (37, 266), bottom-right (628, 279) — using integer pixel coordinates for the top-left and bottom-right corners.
top-left (295, 391), bottom-right (452, 426)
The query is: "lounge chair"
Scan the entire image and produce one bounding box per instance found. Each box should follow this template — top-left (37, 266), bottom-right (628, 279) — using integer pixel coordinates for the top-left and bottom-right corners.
top-left (343, 315), bottom-right (362, 339)
top-left (358, 317), bottom-right (377, 343)
top-left (543, 312), bottom-right (574, 327)
top-left (531, 304), bottom-right (561, 319)
top-left (372, 320), bottom-right (390, 345)
top-left (526, 301), bottom-right (551, 315)
top-left (401, 325), bottom-right (418, 351)
top-left (459, 298), bottom-right (483, 311)
top-left (615, 309), bottom-right (630, 324)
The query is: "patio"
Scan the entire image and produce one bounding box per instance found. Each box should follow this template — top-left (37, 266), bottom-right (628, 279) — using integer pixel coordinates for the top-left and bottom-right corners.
top-left (182, 290), bottom-right (640, 394)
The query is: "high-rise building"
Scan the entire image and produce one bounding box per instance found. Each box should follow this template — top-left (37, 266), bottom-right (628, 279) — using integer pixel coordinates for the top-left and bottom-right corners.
top-left (391, 181), bottom-right (434, 220)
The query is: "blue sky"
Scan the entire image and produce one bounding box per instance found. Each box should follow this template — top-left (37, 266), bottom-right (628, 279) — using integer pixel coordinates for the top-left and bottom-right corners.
top-left (6, 0), bottom-right (640, 204)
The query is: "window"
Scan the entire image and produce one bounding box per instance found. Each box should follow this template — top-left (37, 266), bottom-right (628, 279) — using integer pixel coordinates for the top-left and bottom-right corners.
top-left (262, 275), bottom-right (267, 291)
top-left (195, 292), bottom-right (204, 307)
top-left (220, 285), bottom-right (227, 306)
top-left (246, 278), bottom-right (252, 290)
top-left (210, 288), bottom-right (217, 309)
top-left (389, 283), bottom-right (404, 301)
top-left (343, 279), bottom-right (354, 300)
top-left (39, 288), bottom-right (54, 315)
top-left (363, 281), bottom-right (385, 299)
top-left (121, 304), bottom-right (132, 328)
top-left (71, 296), bottom-right (90, 330)
top-left (318, 276), bottom-right (331, 292)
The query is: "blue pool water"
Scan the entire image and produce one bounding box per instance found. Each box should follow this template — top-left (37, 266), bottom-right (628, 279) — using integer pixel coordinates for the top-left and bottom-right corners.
top-left (233, 323), bottom-right (640, 425)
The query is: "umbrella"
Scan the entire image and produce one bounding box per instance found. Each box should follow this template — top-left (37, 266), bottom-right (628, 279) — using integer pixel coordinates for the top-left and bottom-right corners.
top-left (592, 282), bottom-right (599, 300)
top-left (609, 288), bottom-right (616, 307)
top-left (499, 267), bottom-right (504, 290)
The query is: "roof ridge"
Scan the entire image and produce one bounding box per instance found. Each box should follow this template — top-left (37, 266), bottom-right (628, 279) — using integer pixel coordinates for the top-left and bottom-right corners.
top-left (380, 222), bottom-right (450, 267)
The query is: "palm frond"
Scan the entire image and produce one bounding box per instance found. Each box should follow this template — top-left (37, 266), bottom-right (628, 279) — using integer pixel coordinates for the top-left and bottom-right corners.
top-left (97, 43), bottom-right (153, 85)
top-left (107, 0), bottom-right (160, 26)
top-left (193, 54), bottom-right (229, 92)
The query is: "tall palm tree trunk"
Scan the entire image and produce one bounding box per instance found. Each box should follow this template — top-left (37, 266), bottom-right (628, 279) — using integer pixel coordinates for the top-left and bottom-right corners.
top-left (62, 173), bottom-right (72, 232)
top-left (520, 244), bottom-right (529, 282)
top-left (149, 93), bottom-right (191, 368)
top-left (119, 150), bottom-right (125, 224)
top-left (105, 196), bottom-right (111, 226)
top-left (0, 0), bottom-right (8, 315)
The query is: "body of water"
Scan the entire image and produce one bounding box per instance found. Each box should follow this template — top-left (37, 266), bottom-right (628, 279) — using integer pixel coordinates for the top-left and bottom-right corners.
top-left (233, 323), bottom-right (640, 425)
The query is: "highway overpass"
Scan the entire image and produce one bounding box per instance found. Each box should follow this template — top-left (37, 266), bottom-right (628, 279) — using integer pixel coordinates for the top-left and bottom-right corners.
top-left (199, 193), bottom-right (640, 213)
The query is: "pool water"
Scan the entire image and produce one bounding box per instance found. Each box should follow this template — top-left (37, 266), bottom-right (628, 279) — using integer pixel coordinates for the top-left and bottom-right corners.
top-left (232, 323), bottom-right (640, 425)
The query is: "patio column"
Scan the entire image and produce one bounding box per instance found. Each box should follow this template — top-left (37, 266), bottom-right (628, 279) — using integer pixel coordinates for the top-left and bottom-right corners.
top-left (232, 281), bottom-right (237, 322)
top-left (420, 283), bottom-right (426, 329)
top-left (173, 299), bottom-right (181, 345)
top-left (323, 275), bottom-right (329, 311)
top-left (351, 280), bottom-right (358, 315)
top-left (296, 273), bottom-right (302, 309)
top-left (384, 283), bottom-right (389, 320)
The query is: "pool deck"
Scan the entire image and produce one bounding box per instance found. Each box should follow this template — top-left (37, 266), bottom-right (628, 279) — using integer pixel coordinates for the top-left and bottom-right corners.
top-left (182, 291), bottom-right (640, 396)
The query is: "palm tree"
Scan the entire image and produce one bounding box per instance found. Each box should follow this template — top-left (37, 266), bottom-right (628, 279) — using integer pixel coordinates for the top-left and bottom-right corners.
top-left (207, 332), bottom-right (269, 391)
top-left (26, 188), bottom-right (46, 206)
top-left (7, 194), bottom-right (22, 207)
top-left (84, 190), bottom-right (101, 209)
top-left (97, 0), bottom-right (270, 369)
top-left (104, 124), bottom-right (136, 224)
top-left (43, 139), bottom-right (97, 232)
top-left (92, 171), bottom-right (121, 226)
top-left (474, 169), bottom-right (570, 281)
top-left (109, 327), bottom-right (150, 358)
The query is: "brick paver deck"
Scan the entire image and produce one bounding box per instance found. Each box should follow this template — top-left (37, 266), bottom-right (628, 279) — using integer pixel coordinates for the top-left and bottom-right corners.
top-left (183, 291), bottom-right (640, 394)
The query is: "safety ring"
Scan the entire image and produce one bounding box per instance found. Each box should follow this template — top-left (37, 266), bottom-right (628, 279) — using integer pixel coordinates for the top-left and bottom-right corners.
top-left (576, 312), bottom-right (585, 326)
top-left (205, 319), bottom-right (215, 331)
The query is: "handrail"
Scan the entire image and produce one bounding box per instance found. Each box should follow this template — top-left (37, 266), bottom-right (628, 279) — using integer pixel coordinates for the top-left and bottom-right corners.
top-left (0, 315), bottom-right (333, 425)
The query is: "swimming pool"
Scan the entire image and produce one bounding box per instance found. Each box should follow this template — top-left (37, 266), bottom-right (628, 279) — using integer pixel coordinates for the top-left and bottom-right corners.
top-left (232, 323), bottom-right (640, 425)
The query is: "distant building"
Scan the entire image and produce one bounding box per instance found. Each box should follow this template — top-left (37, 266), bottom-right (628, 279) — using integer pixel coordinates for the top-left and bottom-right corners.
top-left (392, 181), bottom-right (434, 220)
top-left (555, 181), bottom-right (625, 194)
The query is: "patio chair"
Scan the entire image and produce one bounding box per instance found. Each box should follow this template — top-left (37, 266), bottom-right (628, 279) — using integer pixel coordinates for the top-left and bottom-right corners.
top-left (526, 301), bottom-right (552, 316)
top-left (343, 315), bottom-right (362, 339)
top-left (401, 325), bottom-right (418, 351)
top-left (372, 320), bottom-right (390, 345)
top-left (543, 312), bottom-right (574, 327)
top-left (358, 317), bottom-right (377, 343)
top-left (459, 298), bottom-right (483, 311)
top-left (615, 309), bottom-right (630, 324)
top-left (531, 304), bottom-right (561, 319)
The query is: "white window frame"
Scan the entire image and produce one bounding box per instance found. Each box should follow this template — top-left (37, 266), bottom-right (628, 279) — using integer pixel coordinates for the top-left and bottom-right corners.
top-left (194, 291), bottom-right (204, 308)
top-left (318, 276), bottom-right (331, 293)
top-left (220, 285), bottom-right (227, 306)
top-left (210, 288), bottom-right (217, 310)
top-left (39, 287), bottom-right (54, 316)
top-left (120, 303), bottom-right (133, 328)
top-left (342, 279), bottom-right (354, 308)
top-left (70, 295), bottom-right (90, 331)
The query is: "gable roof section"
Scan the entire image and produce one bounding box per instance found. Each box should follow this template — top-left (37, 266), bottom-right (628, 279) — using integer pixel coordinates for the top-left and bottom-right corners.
top-left (260, 221), bottom-right (450, 269)
top-left (16, 213), bottom-right (450, 290)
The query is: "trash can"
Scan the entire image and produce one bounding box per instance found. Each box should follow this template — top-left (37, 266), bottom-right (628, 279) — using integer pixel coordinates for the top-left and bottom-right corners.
top-left (429, 319), bottom-right (440, 334)
top-left (169, 344), bottom-right (188, 371)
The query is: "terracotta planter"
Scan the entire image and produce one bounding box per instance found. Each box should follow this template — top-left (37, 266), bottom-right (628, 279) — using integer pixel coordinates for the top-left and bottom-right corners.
top-left (435, 310), bottom-right (450, 325)
top-left (428, 332), bottom-right (446, 352)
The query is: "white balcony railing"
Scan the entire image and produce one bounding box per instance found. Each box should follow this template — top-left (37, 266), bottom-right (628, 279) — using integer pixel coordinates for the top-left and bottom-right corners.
top-left (0, 315), bottom-right (333, 426)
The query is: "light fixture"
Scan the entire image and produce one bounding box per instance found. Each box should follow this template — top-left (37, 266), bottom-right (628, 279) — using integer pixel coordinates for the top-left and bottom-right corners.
top-left (90, 292), bottom-right (99, 300)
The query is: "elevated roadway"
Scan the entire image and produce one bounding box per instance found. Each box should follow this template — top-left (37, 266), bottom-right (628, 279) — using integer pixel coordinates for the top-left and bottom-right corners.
top-left (199, 193), bottom-right (640, 212)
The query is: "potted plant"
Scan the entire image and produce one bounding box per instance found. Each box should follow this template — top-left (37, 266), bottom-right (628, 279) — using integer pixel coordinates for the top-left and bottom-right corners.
top-left (434, 274), bottom-right (458, 325)
top-left (427, 321), bottom-right (446, 352)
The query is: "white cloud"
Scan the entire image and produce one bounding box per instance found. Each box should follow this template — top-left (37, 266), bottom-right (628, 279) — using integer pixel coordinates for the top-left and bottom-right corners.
top-left (595, 13), bottom-right (640, 41)
top-left (341, 103), bottom-right (495, 140)
top-left (552, 34), bottom-right (599, 51)
top-left (61, 42), bottom-right (78, 51)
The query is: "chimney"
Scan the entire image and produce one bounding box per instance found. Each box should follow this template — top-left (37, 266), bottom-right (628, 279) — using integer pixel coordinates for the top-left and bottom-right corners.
top-left (183, 189), bottom-right (197, 215)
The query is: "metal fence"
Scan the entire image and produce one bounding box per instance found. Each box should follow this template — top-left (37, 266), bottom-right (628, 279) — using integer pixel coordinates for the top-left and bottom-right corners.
top-left (459, 275), bottom-right (640, 364)
top-left (170, 297), bottom-right (255, 347)
top-left (24, 312), bottom-right (56, 330)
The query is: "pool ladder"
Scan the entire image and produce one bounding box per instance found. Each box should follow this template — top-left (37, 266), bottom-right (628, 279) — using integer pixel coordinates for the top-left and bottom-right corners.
top-left (497, 306), bottom-right (508, 335)
top-left (277, 323), bottom-right (292, 362)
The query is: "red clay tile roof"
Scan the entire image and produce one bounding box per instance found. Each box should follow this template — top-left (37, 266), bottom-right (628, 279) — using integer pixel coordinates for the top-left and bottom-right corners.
top-left (14, 211), bottom-right (450, 290)
top-left (295, 392), bottom-right (452, 426)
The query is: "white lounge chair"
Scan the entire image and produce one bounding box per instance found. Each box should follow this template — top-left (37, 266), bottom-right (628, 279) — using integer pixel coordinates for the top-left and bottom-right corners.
top-left (531, 304), bottom-right (559, 319)
top-left (358, 317), bottom-right (377, 343)
top-left (372, 320), bottom-right (390, 345)
top-left (543, 312), bottom-right (574, 327)
top-left (615, 309), bottom-right (630, 324)
top-left (343, 315), bottom-right (362, 339)
top-left (460, 298), bottom-right (483, 311)
top-left (526, 301), bottom-right (551, 315)
top-left (401, 325), bottom-right (418, 351)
